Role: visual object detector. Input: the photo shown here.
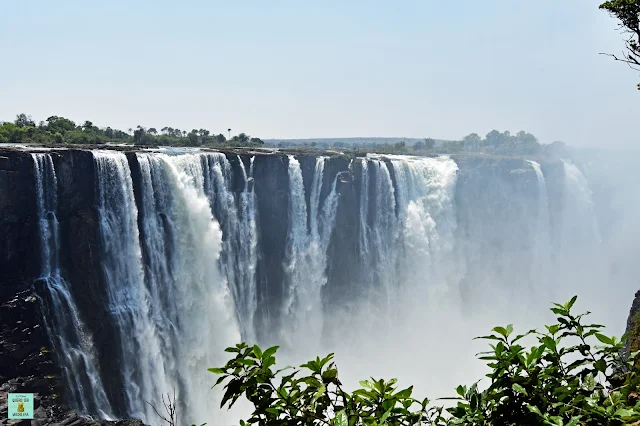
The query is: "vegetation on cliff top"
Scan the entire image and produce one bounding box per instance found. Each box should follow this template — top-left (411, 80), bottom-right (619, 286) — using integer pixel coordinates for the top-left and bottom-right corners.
top-left (1, 113), bottom-right (570, 159)
top-left (205, 297), bottom-right (640, 426)
top-left (0, 113), bottom-right (265, 148)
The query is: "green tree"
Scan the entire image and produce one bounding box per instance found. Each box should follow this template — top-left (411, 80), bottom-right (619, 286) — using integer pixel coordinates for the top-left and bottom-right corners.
top-left (394, 141), bottom-right (407, 152)
top-left (462, 133), bottom-right (482, 150)
top-left (424, 138), bottom-right (436, 150)
top-left (133, 126), bottom-right (147, 145)
top-left (514, 130), bottom-right (538, 144)
top-left (187, 129), bottom-right (200, 146)
top-left (15, 113), bottom-right (35, 128)
top-left (45, 116), bottom-right (76, 134)
top-left (233, 132), bottom-right (250, 143)
top-left (600, 0), bottom-right (640, 89)
top-left (414, 140), bottom-right (426, 151)
top-left (211, 297), bottom-right (640, 426)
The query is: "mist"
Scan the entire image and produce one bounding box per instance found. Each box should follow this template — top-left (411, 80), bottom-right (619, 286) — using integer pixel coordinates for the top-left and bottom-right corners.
top-left (265, 146), bottom-right (640, 412)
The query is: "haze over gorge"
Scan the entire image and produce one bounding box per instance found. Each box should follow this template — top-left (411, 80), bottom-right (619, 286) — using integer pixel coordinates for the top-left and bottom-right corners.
top-left (0, 144), bottom-right (638, 425)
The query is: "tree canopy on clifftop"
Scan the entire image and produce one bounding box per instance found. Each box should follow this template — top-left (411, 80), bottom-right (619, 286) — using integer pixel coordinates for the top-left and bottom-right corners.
top-left (0, 113), bottom-right (264, 148)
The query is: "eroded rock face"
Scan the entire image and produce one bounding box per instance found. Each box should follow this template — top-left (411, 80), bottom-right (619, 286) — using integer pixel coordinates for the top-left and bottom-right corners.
top-left (0, 149), bottom-right (39, 302)
top-left (624, 290), bottom-right (640, 358)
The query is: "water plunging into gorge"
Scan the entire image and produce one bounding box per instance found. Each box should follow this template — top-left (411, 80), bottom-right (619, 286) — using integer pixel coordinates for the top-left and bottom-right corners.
top-left (8, 149), bottom-right (627, 425)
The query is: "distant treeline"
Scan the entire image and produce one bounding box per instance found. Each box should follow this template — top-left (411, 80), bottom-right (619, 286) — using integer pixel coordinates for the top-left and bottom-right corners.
top-left (1, 113), bottom-right (568, 157)
top-left (272, 131), bottom-right (568, 157)
top-left (0, 113), bottom-right (264, 147)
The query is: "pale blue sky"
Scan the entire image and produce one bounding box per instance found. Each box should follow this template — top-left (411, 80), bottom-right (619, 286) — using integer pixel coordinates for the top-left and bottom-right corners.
top-left (1, 0), bottom-right (637, 146)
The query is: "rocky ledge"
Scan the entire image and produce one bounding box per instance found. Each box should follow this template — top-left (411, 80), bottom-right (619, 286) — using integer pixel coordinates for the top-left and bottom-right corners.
top-left (0, 291), bottom-right (146, 426)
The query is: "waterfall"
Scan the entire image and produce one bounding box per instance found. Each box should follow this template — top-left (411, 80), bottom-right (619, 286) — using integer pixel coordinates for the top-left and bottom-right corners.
top-left (32, 153), bottom-right (114, 419)
top-left (327, 154), bottom-right (463, 397)
top-left (554, 160), bottom-right (605, 305)
top-left (527, 160), bottom-right (552, 295)
top-left (365, 158), bottom-right (398, 307)
top-left (282, 156), bottom-right (339, 350)
top-left (200, 153), bottom-right (259, 343)
top-left (345, 155), bottom-right (459, 330)
top-left (389, 155), bottom-right (459, 300)
top-left (19, 148), bottom-right (627, 424)
top-left (560, 160), bottom-right (601, 248)
top-left (94, 151), bottom-right (167, 421)
top-left (95, 151), bottom-right (240, 425)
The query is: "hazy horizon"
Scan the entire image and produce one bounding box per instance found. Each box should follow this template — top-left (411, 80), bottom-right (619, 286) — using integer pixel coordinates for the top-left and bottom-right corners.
top-left (1, 0), bottom-right (638, 147)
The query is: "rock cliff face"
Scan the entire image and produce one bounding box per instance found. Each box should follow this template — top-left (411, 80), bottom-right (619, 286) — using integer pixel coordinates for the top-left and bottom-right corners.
top-left (624, 290), bottom-right (640, 358)
top-left (0, 146), bottom-right (631, 424)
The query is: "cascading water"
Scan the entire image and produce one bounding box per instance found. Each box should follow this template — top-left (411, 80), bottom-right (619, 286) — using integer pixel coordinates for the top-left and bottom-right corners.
top-left (94, 151), bottom-right (169, 421)
top-left (22, 148), bottom-right (627, 424)
top-left (360, 158), bottom-right (399, 309)
top-left (200, 153), bottom-right (259, 343)
top-left (553, 160), bottom-right (606, 309)
top-left (32, 153), bottom-right (114, 419)
top-left (282, 156), bottom-right (339, 351)
top-left (94, 151), bottom-right (241, 425)
top-left (527, 160), bottom-right (552, 299)
top-left (325, 154), bottom-right (465, 398)
top-left (560, 160), bottom-right (602, 249)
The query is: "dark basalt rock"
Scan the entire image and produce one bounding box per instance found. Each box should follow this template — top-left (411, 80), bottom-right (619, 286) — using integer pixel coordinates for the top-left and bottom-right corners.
top-left (624, 290), bottom-right (640, 359)
top-left (0, 149), bottom-right (39, 303)
top-left (252, 154), bottom-right (290, 343)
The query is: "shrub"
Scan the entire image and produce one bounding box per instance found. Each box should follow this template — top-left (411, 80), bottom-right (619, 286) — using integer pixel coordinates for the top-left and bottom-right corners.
top-left (210, 297), bottom-right (640, 425)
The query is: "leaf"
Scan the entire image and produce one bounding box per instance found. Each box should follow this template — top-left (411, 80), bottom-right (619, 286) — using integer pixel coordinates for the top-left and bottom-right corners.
top-left (237, 358), bottom-right (255, 366)
top-left (512, 383), bottom-right (528, 396)
top-left (334, 409), bottom-right (348, 426)
top-left (565, 417), bottom-right (582, 426)
top-left (582, 372), bottom-right (596, 392)
top-left (395, 386), bottom-right (413, 399)
top-left (322, 368), bottom-right (338, 381)
top-left (565, 295), bottom-right (578, 311)
top-left (493, 326), bottom-right (509, 337)
top-left (527, 404), bottom-right (543, 416)
top-left (506, 323), bottom-right (514, 336)
top-left (594, 333), bottom-right (613, 345)
top-left (595, 358), bottom-right (607, 372)
top-left (252, 345), bottom-right (262, 359)
top-left (614, 408), bottom-right (636, 418)
top-left (380, 407), bottom-right (392, 424)
top-left (265, 407), bottom-right (280, 416)
top-left (545, 325), bottom-right (560, 335)
top-left (220, 378), bottom-right (242, 408)
top-left (360, 380), bottom-right (374, 390)
top-left (313, 385), bottom-right (326, 402)
top-left (262, 346), bottom-right (279, 359)
top-left (207, 367), bottom-right (225, 374)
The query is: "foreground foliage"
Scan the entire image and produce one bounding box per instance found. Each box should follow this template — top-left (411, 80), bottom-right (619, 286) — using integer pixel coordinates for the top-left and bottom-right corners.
top-left (599, 0), bottom-right (640, 89)
top-left (211, 297), bottom-right (640, 425)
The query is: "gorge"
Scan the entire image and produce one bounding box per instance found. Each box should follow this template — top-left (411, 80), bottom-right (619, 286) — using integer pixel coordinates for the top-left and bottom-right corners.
top-left (0, 146), bottom-right (637, 425)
